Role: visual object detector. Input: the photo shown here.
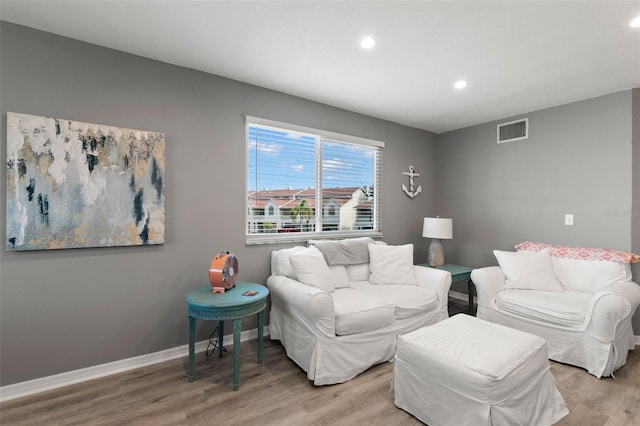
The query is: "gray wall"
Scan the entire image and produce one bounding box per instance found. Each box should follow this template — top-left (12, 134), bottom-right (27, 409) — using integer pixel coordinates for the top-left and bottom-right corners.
top-left (2, 22), bottom-right (638, 388)
top-left (0, 23), bottom-right (440, 386)
top-left (437, 91), bottom-right (638, 331)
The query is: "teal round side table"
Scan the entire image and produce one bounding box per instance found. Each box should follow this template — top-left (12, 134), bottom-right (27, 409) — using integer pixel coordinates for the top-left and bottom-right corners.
top-left (185, 282), bottom-right (269, 390)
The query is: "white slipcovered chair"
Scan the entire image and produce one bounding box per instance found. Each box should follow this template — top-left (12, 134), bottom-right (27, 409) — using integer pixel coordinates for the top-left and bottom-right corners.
top-left (267, 238), bottom-right (452, 385)
top-left (471, 242), bottom-right (640, 378)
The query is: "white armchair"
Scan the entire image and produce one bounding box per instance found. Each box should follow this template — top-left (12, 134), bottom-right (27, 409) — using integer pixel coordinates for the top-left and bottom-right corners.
top-left (472, 243), bottom-right (640, 378)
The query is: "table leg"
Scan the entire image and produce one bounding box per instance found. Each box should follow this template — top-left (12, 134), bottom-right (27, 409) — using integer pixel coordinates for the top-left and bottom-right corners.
top-left (257, 310), bottom-right (264, 364)
top-left (468, 279), bottom-right (475, 315)
top-left (218, 320), bottom-right (225, 358)
top-left (233, 318), bottom-right (241, 391)
top-left (188, 316), bottom-right (196, 382)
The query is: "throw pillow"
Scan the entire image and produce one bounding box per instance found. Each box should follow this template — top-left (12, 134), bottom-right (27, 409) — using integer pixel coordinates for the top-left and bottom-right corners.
top-left (494, 249), bottom-right (563, 292)
top-left (273, 246), bottom-right (309, 278)
top-left (551, 256), bottom-right (632, 293)
top-left (368, 243), bottom-right (418, 285)
top-left (290, 251), bottom-right (334, 292)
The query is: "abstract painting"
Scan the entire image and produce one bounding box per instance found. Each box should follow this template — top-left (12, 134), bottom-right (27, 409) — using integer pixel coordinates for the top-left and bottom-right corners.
top-left (6, 112), bottom-right (165, 251)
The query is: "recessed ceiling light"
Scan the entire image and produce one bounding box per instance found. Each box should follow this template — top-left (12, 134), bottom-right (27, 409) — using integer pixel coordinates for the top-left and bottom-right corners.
top-left (454, 80), bottom-right (469, 89)
top-left (630, 16), bottom-right (640, 28)
top-left (360, 37), bottom-right (376, 49)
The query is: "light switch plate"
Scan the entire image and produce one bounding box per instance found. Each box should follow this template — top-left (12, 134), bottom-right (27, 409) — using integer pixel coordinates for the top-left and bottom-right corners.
top-left (565, 214), bottom-right (574, 226)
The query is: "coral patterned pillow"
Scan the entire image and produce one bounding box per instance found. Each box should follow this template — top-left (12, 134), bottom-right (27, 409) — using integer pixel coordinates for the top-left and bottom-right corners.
top-left (515, 241), bottom-right (640, 264)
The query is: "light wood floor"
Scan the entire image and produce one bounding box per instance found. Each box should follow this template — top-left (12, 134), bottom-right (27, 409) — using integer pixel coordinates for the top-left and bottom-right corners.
top-left (2, 307), bottom-right (639, 425)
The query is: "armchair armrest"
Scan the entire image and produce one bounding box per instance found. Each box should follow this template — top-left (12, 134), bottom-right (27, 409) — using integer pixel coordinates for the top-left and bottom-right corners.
top-left (470, 266), bottom-right (506, 308)
top-left (586, 281), bottom-right (640, 342)
top-left (607, 281), bottom-right (640, 308)
top-left (414, 265), bottom-right (452, 310)
top-left (266, 275), bottom-right (336, 338)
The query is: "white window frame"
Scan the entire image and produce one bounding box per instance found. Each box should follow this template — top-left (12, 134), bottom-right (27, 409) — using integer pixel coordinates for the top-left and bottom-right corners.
top-left (246, 116), bottom-right (384, 245)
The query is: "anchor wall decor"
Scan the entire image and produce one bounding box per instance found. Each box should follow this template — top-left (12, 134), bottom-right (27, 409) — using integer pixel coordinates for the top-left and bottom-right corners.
top-left (402, 165), bottom-right (422, 198)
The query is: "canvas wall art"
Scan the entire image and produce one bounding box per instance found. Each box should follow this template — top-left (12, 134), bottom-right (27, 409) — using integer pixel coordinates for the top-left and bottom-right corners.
top-left (6, 112), bottom-right (165, 251)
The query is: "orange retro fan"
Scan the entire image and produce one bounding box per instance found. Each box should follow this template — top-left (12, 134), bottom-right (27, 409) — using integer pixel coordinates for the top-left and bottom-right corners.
top-left (209, 251), bottom-right (239, 293)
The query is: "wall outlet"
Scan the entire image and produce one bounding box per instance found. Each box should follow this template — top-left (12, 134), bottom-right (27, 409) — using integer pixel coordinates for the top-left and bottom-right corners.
top-left (565, 214), bottom-right (574, 226)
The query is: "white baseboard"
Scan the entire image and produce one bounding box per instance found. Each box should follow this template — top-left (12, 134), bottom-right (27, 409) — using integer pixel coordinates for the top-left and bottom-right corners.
top-left (2, 319), bottom-right (638, 403)
top-left (0, 326), bottom-right (270, 403)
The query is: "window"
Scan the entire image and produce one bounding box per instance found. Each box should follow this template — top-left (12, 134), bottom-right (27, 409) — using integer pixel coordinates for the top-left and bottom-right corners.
top-left (246, 117), bottom-right (383, 244)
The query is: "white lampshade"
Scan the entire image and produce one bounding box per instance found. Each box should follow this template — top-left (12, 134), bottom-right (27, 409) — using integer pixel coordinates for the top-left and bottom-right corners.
top-left (422, 217), bottom-right (453, 239)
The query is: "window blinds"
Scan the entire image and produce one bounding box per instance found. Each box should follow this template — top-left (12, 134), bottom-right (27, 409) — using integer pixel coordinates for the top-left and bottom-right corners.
top-left (246, 117), bottom-right (383, 243)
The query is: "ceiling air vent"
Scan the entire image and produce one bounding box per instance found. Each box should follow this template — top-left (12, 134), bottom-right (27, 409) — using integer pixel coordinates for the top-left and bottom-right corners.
top-left (497, 118), bottom-right (528, 143)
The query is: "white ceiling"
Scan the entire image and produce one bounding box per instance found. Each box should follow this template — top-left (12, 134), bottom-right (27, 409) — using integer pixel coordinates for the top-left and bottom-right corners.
top-left (1, 1), bottom-right (639, 134)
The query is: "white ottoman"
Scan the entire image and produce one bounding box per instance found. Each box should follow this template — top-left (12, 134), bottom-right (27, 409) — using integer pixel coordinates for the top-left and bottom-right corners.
top-left (394, 314), bottom-right (568, 426)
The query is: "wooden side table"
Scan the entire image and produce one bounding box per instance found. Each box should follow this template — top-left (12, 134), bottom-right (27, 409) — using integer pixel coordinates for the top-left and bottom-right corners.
top-left (421, 264), bottom-right (475, 315)
top-left (185, 282), bottom-right (269, 390)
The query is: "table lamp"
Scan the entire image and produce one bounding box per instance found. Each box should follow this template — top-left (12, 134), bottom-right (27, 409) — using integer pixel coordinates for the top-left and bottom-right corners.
top-left (422, 217), bottom-right (453, 267)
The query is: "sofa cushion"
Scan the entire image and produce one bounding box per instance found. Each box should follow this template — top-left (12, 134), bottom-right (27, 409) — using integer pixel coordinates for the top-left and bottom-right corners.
top-left (494, 250), bottom-right (563, 292)
top-left (369, 243), bottom-right (418, 285)
top-left (551, 257), bottom-right (632, 294)
top-left (290, 250), bottom-right (334, 293)
top-left (332, 288), bottom-right (395, 335)
top-left (351, 281), bottom-right (438, 319)
top-left (346, 263), bottom-right (370, 282)
top-left (495, 289), bottom-right (592, 328)
top-left (329, 265), bottom-right (350, 289)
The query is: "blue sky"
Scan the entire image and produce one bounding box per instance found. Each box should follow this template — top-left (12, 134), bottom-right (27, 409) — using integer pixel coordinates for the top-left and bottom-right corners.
top-left (247, 125), bottom-right (375, 192)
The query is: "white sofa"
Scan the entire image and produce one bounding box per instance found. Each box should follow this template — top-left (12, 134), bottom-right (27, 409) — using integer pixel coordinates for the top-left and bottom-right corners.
top-left (471, 242), bottom-right (640, 378)
top-left (267, 237), bottom-right (452, 385)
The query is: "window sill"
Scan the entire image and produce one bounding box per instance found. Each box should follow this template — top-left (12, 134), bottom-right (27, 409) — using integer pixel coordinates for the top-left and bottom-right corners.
top-left (245, 230), bottom-right (383, 245)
